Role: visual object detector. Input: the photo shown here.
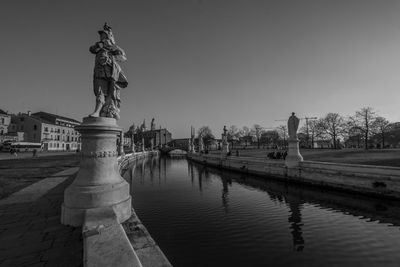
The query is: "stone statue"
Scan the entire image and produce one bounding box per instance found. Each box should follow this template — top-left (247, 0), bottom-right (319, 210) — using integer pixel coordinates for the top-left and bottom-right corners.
top-left (223, 125), bottom-right (227, 136)
top-left (89, 23), bottom-right (128, 120)
top-left (128, 123), bottom-right (136, 134)
top-left (150, 118), bottom-right (155, 131)
top-left (140, 119), bottom-right (146, 132)
top-left (288, 112), bottom-right (300, 140)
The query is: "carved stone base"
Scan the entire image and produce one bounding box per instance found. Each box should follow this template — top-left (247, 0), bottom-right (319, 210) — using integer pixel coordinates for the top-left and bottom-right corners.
top-left (285, 138), bottom-right (303, 168)
top-left (221, 142), bottom-right (229, 158)
top-left (61, 117), bottom-right (131, 226)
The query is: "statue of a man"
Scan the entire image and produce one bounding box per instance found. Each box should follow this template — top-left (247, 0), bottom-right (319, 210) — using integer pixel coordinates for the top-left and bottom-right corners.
top-left (89, 23), bottom-right (128, 120)
top-left (288, 112), bottom-right (300, 140)
top-left (150, 118), bottom-right (155, 131)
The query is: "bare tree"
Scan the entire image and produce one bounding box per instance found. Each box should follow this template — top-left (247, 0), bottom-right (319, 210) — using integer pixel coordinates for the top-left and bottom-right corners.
top-left (315, 113), bottom-right (345, 149)
top-left (350, 107), bottom-right (376, 149)
top-left (240, 126), bottom-right (253, 147)
top-left (276, 125), bottom-right (287, 148)
top-left (299, 120), bottom-right (320, 148)
top-left (260, 130), bottom-right (280, 148)
top-left (227, 125), bottom-right (240, 149)
top-left (252, 124), bottom-right (264, 149)
top-left (371, 116), bottom-right (391, 148)
top-left (198, 126), bottom-right (215, 150)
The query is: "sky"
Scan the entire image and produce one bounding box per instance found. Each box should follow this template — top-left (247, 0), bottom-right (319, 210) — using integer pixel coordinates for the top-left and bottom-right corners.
top-left (1, 0), bottom-right (400, 138)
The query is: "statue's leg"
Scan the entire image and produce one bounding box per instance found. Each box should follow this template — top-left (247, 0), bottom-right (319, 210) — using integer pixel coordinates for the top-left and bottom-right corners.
top-left (89, 79), bottom-right (106, 117)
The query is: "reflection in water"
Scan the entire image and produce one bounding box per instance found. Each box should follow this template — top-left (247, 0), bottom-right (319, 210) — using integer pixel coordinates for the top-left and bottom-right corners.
top-left (221, 176), bottom-right (231, 213)
top-left (286, 197), bottom-right (305, 251)
top-left (126, 157), bottom-right (400, 267)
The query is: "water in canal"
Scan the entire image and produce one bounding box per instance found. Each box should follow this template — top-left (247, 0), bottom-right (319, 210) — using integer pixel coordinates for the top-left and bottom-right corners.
top-left (122, 156), bottom-right (400, 267)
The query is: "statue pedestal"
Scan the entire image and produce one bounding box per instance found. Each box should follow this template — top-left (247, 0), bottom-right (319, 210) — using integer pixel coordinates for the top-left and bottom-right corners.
top-left (285, 137), bottom-right (303, 168)
top-left (61, 117), bottom-right (131, 227)
top-left (221, 142), bottom-right (229, 158)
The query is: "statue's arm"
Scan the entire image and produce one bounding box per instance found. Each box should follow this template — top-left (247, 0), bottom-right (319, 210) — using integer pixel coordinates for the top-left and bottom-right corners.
top-left (112, 45), bottom-right (127, 62)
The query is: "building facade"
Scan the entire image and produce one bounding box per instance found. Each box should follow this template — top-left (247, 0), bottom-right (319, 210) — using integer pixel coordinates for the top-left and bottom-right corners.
top-left (0, 109), bottom-right (11, 136)
top-left (10, 111), bottom-right (81, 151)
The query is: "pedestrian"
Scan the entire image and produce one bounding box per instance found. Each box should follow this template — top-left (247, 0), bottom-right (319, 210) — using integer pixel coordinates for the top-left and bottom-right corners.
top-left (32, 149), bottom-right (37, 157)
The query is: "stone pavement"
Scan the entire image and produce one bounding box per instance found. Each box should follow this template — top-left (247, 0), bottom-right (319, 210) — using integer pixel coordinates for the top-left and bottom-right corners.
top-left (0, 151), bottom-right (77, 161)
top-left (0, 168), bottom-right (82, 267)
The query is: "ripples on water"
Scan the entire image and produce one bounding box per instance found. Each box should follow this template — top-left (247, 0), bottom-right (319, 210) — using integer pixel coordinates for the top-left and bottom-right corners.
top-left (123, 156), bottom-right (400, 267)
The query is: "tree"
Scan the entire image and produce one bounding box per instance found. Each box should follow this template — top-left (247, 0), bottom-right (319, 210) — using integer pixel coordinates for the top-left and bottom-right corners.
top-left (252, 124), bottom-right (264, 149)
top-left (227, 125), bottom-right (240, 149)
top-left (260, 130), bottom-right (280, 148)
top-left (276, 125), bottom-right (287, 148)
top-left (299, 120), bottom-right (320, 148)
top-left (198, 126), bottom-right (215, 150)
top-left (315, 113), bottom-right (345, 149)
top-left (371, 116), bottom-right (391, 148)
top-left (240, 126), bottom-right (254, 147)
top-left (350, 107), bottom-right (376, 149)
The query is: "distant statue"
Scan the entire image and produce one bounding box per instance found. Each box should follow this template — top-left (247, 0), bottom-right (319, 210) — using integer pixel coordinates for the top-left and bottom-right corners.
top-left (288, 112), bottom-right (300, 139)
top-left (198, 133), bottom-right (204, 152)
top-left (129, 123), bottom-right (135, 134)
top-left (150, 118), bottom-right (155, 131)
top-left (223, 125), bottom-right (227, 136)
top-left (89, 23), bottom-right (128, 120)
top-left (140, 119), bottom-right (146, 131)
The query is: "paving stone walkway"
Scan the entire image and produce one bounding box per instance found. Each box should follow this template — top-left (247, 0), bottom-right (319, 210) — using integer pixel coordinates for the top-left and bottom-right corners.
top-left (0, 168), bottom-right (82, 267)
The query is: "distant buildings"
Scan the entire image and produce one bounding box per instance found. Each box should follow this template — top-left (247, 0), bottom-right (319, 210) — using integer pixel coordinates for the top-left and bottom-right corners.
top-left (8, 111), bottom-right (81, 151)
top-left (0, 109), bottom-right (10, 136)
top-left (0, 109), bottom-right (21, 143)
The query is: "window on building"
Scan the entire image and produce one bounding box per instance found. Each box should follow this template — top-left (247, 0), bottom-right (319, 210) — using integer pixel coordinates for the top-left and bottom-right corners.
top-left (67, 136), bottom-right (70, 142)
top-left (49, 143), bottom-right (52, 148)
top-left (1, 118), bottom-right (4, 124)
top-left (1, 129), bottom-right (3, 135)
top-left (20, 117), bottom-right (24, 122)
top-left (62, 129), bottom-right (65, 134)
top-left (57, 135), bottom-right (60, 141)
top-left (44, 127), bottom-right (48, 132)
top-left (33, 124), bottom-right (37, 130)
top-left (57, 143), bottom-right (59, 148)
top-left (20, 125), bottom-right (24, 131)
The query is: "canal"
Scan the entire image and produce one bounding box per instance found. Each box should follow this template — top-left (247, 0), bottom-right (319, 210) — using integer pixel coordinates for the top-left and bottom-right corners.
top-left (122, 156), bottom-right (400, 267)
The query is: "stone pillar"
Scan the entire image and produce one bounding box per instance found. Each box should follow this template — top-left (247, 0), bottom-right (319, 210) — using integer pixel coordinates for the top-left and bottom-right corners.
top-left (285, 112), bottom-right (303, 168)
top-left (61, 117), bottom-right (131, 226)
top-left (142, 137), bottom-right (145, 152)
top-left (221, 139), bottom-right (229, 158)
top-left (198, 136), bottom-right (204, 153)
top-left (118, 131), bottom-right (124, 156)
top-left (131, 134), bottom-right (135, 154)
top-left (285, 137), bottom-right (303, 167)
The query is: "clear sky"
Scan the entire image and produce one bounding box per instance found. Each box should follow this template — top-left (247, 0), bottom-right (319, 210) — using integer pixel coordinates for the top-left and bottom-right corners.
top-left (1, 0), bottom-right (400, 138)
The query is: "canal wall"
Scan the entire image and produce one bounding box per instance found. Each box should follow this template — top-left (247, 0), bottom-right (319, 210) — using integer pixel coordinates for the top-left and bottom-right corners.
top-left (187, 153), bottom-right (400, 200)
top-left (83, 151), bottom-right (172, 267)
top-left (119, 151), bottom-right (172, 267)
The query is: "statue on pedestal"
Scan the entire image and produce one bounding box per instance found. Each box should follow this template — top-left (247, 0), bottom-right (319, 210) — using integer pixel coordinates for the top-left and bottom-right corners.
top-left (150, 118), bottom-right (155, 131)
top-left (89, 23), bottom-right (128, 120)
top-left (288, 112), bottom-right (300, 140)
top-left (285, 112), bottom-right (303, 167)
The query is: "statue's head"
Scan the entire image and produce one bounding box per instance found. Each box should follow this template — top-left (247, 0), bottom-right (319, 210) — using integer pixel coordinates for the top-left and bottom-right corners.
top-left (98, 23), bottom-right (115, 44)
top-left (98, 30), bottom-right (109, 41)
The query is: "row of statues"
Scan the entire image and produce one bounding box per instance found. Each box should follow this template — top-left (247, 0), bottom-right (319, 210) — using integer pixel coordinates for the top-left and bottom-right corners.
top-left (87, 24), bottom-right (302, 141)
